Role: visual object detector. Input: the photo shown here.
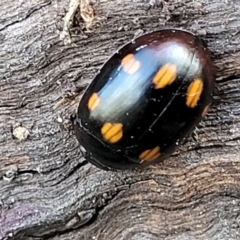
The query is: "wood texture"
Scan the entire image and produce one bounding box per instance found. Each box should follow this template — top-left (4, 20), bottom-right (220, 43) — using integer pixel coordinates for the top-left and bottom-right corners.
top-left (0, 0), bottom-right (240, 239)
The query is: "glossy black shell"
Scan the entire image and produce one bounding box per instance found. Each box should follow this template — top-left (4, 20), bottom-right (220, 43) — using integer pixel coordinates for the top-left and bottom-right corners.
top-left (74, 29), bottom-right (215, 170)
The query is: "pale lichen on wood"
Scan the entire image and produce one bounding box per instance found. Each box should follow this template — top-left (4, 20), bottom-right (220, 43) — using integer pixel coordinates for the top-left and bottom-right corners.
top-left (60, 0), bottom-right (94, 44)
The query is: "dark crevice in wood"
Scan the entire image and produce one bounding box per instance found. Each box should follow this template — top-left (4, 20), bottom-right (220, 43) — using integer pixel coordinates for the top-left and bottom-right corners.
top-left (0, 1), bottom-right (52, 32)
top-left (217, 75), bottom-right (240, 83)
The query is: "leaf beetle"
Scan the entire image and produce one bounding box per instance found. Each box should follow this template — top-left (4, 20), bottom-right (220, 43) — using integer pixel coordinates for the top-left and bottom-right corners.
top-left (74, 29), bottom-right (215, 170)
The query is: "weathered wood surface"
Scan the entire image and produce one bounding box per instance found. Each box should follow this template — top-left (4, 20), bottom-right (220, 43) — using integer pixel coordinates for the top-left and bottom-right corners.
top-left (0, 0), bottom-right (240, 239)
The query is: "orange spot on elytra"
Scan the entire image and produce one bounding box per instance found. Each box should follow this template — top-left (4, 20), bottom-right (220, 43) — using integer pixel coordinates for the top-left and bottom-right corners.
top-left (101, 122), bottom-right (123, 143)
top-left (88, 93), bottom-right (100, 111)
top-left (121, 54), bottom-right (141, 74)
top-left (152, 63), bottom-right (177, 89)
top-left (139, 146), bottom-right (160, 161)
top-left (186, 79), bottom-right (203, 108)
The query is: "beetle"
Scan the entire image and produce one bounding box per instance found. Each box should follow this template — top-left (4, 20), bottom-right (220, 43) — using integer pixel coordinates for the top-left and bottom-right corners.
top-left (74, 29), bottom-right (215, 170)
